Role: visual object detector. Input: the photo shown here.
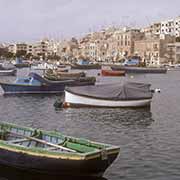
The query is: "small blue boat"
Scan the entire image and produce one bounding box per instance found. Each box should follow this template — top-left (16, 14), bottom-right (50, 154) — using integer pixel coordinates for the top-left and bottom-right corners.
top-left (0, 73), bottom-right (94, 94)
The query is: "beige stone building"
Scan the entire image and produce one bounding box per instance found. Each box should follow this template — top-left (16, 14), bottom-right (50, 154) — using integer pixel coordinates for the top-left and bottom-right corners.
top-left (107, 28), bottom-right (144, 61)
top-left (8, 44), bottom-right (16, 54)
top-left (134, 35), bottom-right (175, 66)
top-left (16, 43), bottom-right (28, 53)
top-left (165, 42), bottom-right (180, 64)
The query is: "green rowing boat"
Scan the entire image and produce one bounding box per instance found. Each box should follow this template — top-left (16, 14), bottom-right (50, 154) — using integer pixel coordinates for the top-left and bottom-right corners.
top-left (0, 122), bottom-right (120, 177)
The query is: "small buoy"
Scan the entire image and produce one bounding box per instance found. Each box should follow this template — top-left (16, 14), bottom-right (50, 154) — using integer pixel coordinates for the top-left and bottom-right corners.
top-left (130, 75), bottom-right (134, 78)
top-left (155, 88), bottom-right (161, 93)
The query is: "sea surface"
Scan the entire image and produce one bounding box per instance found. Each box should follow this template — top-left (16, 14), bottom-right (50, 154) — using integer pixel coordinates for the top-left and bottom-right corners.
top-left (0, 68), bottom-right (180, 180)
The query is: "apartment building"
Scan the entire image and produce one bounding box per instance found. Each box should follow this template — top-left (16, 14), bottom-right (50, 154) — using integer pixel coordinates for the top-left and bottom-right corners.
top-left (8, 44), bottom-right (16, 54)
top-left (165, 42), bottom-right (180, 64)
top-left (16, 43), bottom-right (28, 53)
top-left (145, 16), bottom-right (180, 37)
top-left (134, 35), bottom-right (175, 66)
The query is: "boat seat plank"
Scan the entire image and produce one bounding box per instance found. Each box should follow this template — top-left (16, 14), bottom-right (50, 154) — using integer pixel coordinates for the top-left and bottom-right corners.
top-left (28, 140), bottom-right (37, 147)
top-left (11, 128), bottom-right (18, 133)
top-left (45, 147), bottom-right (58, 151)
top-left (24, 131), bottom-right (32, 136)
top-left (21, 141), bottom-right (30, 146)
top-left (17, 129), bottom-right (24, 135)
top-left (7, 138), bottom-right (29, 144)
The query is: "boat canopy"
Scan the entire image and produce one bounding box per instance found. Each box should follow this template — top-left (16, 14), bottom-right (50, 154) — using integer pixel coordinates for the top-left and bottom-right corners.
top-left (29, 72), bottom-right (47, 84)
top-left (66, 82), bottom-right (153, 100)
top-left (28, 72), bottom-right (74, 85)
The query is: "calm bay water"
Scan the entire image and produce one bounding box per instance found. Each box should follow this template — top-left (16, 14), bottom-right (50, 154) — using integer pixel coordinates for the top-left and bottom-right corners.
top-left (0, 68), bottom-right (180, 180)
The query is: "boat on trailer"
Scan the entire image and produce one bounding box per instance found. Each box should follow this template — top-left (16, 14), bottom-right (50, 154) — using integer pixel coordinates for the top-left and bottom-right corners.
top-left (0, 122), bottom-right (120, 177)
top-left (64, 82), bottom-right (153, 108)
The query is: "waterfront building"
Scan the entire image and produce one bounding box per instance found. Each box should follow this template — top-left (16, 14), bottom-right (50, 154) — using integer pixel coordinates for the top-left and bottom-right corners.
top-left (165, 42), bottom-right (180, 64)
top-left (27, 44), bottom-right (34, 56)
top-left (106, 28), bottom-right (144, 61)
top-left (144, 16), bottom-right (180, 38)
top-left (8, 44), bottom-right (16, 54)
top-left (16, 43), bottom-right (28, 53)
top-left (33, 39), bottom-right (50, 58)
top-left (134, 34), bottom-right (175, 66)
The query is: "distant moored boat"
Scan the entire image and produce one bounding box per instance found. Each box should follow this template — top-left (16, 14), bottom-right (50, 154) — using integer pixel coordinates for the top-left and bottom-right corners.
top-left (0, 73), bottom-right (95, 94)
top-left (111, 66), bottom-right (167, 74)
top-left (101, 69), bottom-right (125, 76)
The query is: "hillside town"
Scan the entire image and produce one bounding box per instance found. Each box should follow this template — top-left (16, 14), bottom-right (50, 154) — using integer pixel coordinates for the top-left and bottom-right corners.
top-left (1, 16), bottom-right (180, 66)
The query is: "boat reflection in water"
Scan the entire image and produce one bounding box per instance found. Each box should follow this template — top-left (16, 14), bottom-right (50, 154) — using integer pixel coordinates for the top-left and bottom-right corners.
top-left (0, 164), bottom-right (107, 180)
top-left (115, 107), bottom-right (154, 127)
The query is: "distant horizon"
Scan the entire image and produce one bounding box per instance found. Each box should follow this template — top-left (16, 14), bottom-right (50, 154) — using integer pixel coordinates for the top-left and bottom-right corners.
top-left (0, 0), bottom-right (180, 43)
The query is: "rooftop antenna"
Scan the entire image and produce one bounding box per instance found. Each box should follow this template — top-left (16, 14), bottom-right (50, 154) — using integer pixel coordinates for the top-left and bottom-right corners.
top-left (145, 16), bottom-right (151, 26)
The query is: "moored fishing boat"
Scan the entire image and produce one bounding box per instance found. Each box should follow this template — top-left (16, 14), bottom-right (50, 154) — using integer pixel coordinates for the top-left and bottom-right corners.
top-left (0, 63), bottom-right (17, 76)
top-left (71, 63), bottom-right (101, 70)
top-left (64, 82), bottom-right (153, 108)
top-left (0, 69), bottom-right (17, 76)
top-left (111, 66), bottom-right (167, 74)
top-left (45, 69), bottom-right (86, 80)
top-left (0, 122), bottom-right (120, 177)
top-left (0, 73), bottom-right (95, 94)
top-left (101, 69), bottom-right (125, 76)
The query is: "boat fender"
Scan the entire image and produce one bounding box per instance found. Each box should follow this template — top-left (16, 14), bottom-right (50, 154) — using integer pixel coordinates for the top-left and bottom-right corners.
top-left (63, 102), bottom-right (70, 108)
top-left (155, 88), bottom-right (161, 93)
top-left (151, 88), bottom-right (161, 93)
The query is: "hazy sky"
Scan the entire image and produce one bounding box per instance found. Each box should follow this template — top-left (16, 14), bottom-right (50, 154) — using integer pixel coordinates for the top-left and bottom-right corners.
top-left (0, 0), bottom-right (180, 42)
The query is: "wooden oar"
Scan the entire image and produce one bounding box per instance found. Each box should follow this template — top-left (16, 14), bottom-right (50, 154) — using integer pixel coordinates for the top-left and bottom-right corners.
top-left (8, 131), bottom-right (76, 153)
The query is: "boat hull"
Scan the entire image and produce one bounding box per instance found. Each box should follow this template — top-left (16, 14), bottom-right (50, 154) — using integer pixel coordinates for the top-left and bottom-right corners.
top-left (111, 66), bottom-right (167, 74)
top-left (101, 69), bottom-right (125, 76)
top-left (71, 64), bottom-right (101, 70)
top-left (0, 81), bottom-right (95, 94)
top-left (15, 64), bottom-right (30, 68)
top-left (0, 69), bottom-right (17, 76)
top-left (65, 91), bottom-right (152, 107)
top-left (0, 83), bottom-right (65, 94)
top-left (0, 147), bottom-right (118, 177)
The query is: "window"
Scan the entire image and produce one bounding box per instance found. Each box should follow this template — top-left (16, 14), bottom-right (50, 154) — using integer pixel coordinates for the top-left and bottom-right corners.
top-left (154, 44), bottom-right (158, 50)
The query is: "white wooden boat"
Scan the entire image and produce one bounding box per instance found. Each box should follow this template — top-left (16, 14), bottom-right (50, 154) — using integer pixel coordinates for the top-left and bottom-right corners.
top-left (64, 82), bottom-right (153, 108)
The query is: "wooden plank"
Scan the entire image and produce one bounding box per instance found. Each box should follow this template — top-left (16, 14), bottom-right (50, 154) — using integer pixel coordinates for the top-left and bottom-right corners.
top-left (8, 138), bottom-right (29, 144)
